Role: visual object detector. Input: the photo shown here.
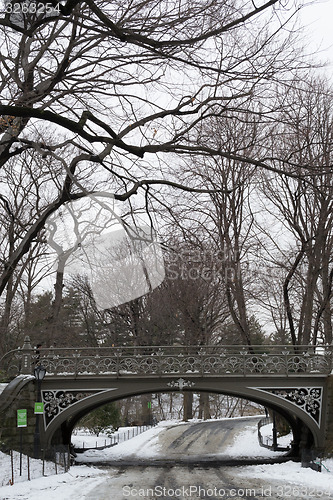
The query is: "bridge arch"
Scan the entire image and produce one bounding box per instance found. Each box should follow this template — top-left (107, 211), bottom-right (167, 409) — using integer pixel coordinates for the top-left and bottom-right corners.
top-left (2, 341), bottom-right (332, 458)
top-left (40, 375), bottom-right (327, 456)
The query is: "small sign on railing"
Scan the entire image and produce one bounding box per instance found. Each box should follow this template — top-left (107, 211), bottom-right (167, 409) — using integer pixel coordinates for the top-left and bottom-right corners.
top-left (34, 402), bottom-right (44, 414)
top-left (17, 409), bottom-right (27, 428)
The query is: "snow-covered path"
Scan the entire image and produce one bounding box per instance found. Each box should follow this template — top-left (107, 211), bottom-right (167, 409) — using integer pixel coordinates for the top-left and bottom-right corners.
top-left (80, 464), bottom-right (277, 500)
top-left (75, 416), bottom-right (287, 464)
top-left (0, 417), bottom-right (332, 499)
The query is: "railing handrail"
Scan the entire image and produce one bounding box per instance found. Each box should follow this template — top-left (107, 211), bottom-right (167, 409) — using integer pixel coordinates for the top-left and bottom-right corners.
top-left (1, 338), bottom-right (332, 378)
top-left (15, 343), bottom-right (333, 353)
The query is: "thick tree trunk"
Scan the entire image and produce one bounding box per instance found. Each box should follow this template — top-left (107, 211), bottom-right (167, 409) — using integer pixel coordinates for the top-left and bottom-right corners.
top-left (183, 392), bottom-right (193, 421)
top-left (0, 279), bottom-right (14, 355)
top-left (123, 397), bottom-right (132, 426)
top-left (198, 393), bottom-right (211, 420)
top-left (50, 270), bottom-right (64, 345)
top-left (320, 256), bottom-right (333, 344)
top-left (141, 394), bottom-right (152, 425)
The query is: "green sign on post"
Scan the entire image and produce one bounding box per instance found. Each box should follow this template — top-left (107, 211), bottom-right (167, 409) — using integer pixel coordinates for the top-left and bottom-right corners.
top-left (34, 402), bottom-right (44, 414)
top-left (17, 409), bottom-right (27, 428)
top-left (148, 401), bottom-right (152, 409)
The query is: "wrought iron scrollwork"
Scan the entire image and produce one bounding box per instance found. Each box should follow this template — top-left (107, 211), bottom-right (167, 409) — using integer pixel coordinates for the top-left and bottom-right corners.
top-left (42, 389), bottom-right (106, 427)
top-left (256, 387), bottom-right (323, 426)
top-left (37, 348), bottom-right (333, 376)
top-left (4, 339), bottom-right (332, 377)
top-left (167, 378), bottom-right (195, 390)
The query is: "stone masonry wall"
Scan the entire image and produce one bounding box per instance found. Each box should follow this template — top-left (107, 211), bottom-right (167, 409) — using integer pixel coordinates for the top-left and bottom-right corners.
top-left (0, 378), bottom-right (37, 456)
top-left (324, 374), bottom-right (333, 456)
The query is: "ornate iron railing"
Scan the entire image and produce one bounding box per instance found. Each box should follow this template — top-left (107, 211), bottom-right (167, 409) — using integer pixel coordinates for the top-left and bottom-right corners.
top-left (1, 337), bottom-right (332, 378)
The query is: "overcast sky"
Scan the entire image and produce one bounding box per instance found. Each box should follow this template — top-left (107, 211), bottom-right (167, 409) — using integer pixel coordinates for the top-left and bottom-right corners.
top-left (300, 0), bottom-right (333, 72)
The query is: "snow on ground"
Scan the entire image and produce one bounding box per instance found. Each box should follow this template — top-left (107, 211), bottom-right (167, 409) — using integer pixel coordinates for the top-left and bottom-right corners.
top-left (0, 461), bottom-right (106, 500)
top-left (240, 460), bottom-right (333, 496)
top-left (0, 383), bottom-right (8, 395)
top-left (0, 444), bottom-right (107, 499)
top-left (259, 422), bottom-right (292, 449)
top-left (73, 416), bottom-right (290, 462)
top-left (72, 424), bottom-right (153, 449)
top-left (225, 421), bottom-right (333, 496)
top-left (74, 420), bottom-right (172, 462)
top-left (224, 419), bottom-right (289, 458)
top-left (0, 418), bottom-right (332, 499)
top-left (74, 416), bottom-right (273, 463)
top-left (0, 449), bottom-right (70, 485)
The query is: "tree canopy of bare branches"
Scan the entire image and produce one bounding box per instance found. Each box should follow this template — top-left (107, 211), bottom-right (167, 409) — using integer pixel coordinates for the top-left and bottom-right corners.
top-left (0, 0), bottom-right (307, 297)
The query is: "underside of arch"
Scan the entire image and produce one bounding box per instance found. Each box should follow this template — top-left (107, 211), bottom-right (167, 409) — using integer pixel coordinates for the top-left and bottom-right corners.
top-left (40, 375), bottom-right (328, 455)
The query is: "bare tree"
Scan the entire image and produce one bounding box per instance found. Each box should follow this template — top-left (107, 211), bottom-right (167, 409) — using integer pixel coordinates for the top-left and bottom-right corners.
top-left (161, 241), bottom-right (229, 346)
top-left (0, 0), bottom-right (307, 301)
top-left (259, 78), bottom-right (333, 345)
top-left (162, 113), bottom-right (264, 346)
top-left (0, 150), bottom-right (55, 353)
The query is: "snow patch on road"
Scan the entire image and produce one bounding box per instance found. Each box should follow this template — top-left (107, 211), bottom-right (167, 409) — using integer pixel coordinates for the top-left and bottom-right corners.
top-left (224, 421), bottom-right (288, 458)
top-left (239, 460), bottom-right (333, 495)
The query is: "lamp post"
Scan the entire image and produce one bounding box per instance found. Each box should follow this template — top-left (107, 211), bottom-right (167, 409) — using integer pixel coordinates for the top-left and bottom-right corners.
top-left (33, 364), bottom-right (46, 458)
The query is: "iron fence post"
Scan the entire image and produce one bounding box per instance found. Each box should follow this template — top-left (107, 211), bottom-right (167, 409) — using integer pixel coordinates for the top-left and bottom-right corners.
top-left (284, 349), bottom-right (288, 377)
top-left (242, 348), bottom-right (246, 376)
top-left (74, 350), bottom-right (79, 377)
top-left (157, 348), bottom-right (162, 376)
top-left (116, 348), bottom-right (120, 377)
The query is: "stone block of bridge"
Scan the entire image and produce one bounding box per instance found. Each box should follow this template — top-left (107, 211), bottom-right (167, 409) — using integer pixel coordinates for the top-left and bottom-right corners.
top-left (0, 377), bottom-right (37, 456)
top-left (324, 374), bottom-right (333, 455)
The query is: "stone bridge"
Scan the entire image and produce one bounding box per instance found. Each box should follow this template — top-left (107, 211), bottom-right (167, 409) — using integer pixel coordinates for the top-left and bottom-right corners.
top-left (0, 337), bottom-right (333, 459)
